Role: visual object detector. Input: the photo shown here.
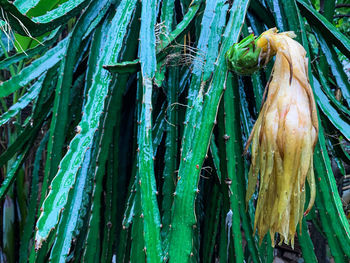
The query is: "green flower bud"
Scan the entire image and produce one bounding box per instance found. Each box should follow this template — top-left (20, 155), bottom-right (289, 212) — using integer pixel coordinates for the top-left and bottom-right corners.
top-left (225, 34), bottom-right (262, 75)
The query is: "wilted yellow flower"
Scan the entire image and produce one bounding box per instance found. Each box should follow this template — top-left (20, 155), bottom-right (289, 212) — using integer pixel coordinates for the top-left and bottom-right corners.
top-left (244, 28), bottom-right (319, 246)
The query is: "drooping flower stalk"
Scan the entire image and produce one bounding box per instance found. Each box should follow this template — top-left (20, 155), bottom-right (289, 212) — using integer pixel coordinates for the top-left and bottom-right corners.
top-left (226, 28), bottom-right (318, 246)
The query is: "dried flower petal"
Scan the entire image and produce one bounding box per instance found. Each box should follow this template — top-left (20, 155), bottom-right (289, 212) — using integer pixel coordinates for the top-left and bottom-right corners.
top-left (231, 28), bottom-right (318, 246)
